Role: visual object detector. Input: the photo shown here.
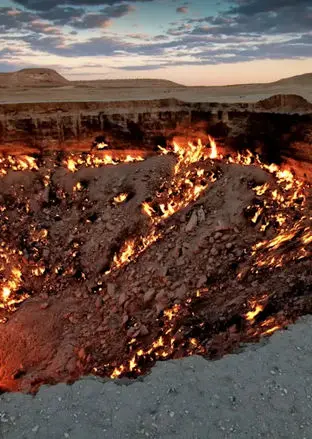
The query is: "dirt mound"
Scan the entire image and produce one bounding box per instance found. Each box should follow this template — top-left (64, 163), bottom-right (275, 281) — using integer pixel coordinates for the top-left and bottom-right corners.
top-left (255, 94), bottom-right (312, 112)
top-left (0, 144), bottom-right (311, 392)
top-left (0, 69), bottom-right (68, 88)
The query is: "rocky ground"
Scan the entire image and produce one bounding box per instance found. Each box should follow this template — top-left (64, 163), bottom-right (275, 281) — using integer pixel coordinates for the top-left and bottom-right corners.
top-left (0, 144), bottom-right (311, 393)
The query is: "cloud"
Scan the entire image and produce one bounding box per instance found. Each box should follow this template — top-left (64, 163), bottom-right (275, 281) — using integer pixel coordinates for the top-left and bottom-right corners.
top-left (176, 6), bottom-right (188, 13)
top-left (36, 7), bottom-right (85, 25)
top-left (12, 0), bottom-right (154, 11)
top-left (186, 1), bottom-right (312, 35)
top-left (116, 64), bottom-right (165, 70)
top-left (2, 0), bottom-right (311, 72)
top-left (72, 4), bottom-right (135, 29)
top-left (0, 7), bottom-right (36, 32)
top-left (229, 0), bottom-right (311, 16)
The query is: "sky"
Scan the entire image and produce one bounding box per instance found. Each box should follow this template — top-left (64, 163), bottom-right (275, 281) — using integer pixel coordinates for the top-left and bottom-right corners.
top-left (0, 0), bottom-right (311, 85)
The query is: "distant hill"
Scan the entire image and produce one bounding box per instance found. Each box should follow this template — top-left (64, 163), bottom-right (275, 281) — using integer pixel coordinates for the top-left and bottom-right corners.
top-left (272, 73), bottom-right (312, 86)
top-left (0, 68), bottom-right (311, 89)
top-left (73, 78), bottom-right (185, 88)
top-left (0, 68), bottom-right (69, 88)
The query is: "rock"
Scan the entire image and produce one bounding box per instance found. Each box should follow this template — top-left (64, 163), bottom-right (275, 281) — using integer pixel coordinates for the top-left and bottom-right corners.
top-left (139, 325), bottom-right (149, 336)
top-left (210, 246), bottom-right (219, 256)
top-left (222, 234), bottom-right (231, 241)
top-left (78, 348), bottom-right (86, 360)
top-left (42, 187), bottom-right (49, 203)
top-left (143, 289), bottom-right (156, 304)
top-left (197, 206), bottom-right (206, 223)
top-left (176, 257), bottom-right (185, 266)
top-left (226, 242), bottom-right (234, 250)
top-left (43, 248), bottom-right (50, 258)
top-left (95, 297), bottom-right (102, 309)
top-left (127, 326), bottom-right (140, 338)
top-left (106, 222), bottom-right (115, 232)
top-left (196, 275), bottom-right (207, 288)
top-left (40, 302), bottom-right (49, 310)
top-left (118, 292), bottom-right (127, 306)
top-left (159, 266), bottom-right (168, 277)
top-left (175, 284), bottom-right (187, 299)
top-left (155, 291), bottom-right (169, 312)
top-left (214, 232), bottom-right (222, 240)
top-left (185, 211), bottom-right (198, 232)
top-left (237, 266), bottom-right (249, 281)
top-left (107, 283), bottom-right (115, 297)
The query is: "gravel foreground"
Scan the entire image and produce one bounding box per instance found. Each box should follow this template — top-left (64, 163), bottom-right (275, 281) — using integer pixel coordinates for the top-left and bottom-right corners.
top-left (1, 317), bottom-right (312, 439)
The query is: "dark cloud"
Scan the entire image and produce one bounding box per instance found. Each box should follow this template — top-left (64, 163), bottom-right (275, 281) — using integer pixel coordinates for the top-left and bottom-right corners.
top-left (0, 8), bottom-right (36, 33)
top-left (12, 0), bottom-right (154, 12)
top-left (51, 36), bottom-right (131, 56)
top-left (37, 7), bottom-right (85, 25)
top-left (72, 4), bottom-right (135, 29)
top-left (229, 0), bottom-right (311, 15)
top-left (176, 6), bottom-right (188, 13)
top-left (186, 1), bottom-right (312, 35)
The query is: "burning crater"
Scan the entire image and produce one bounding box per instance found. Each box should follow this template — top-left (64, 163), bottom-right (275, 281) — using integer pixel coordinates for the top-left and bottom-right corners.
top-left (0, 138), bottom-right (311, 393)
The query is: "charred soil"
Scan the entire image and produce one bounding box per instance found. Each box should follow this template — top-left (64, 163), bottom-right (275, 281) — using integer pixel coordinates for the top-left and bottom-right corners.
top-left (0, 141), bottom-right (311, 393)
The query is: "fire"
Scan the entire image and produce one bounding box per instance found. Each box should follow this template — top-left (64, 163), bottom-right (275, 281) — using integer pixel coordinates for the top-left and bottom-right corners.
top-left (0, 257), bottom-right (24, 310)
top-left (113, 240), bottom-right (136, 268)
top-left (143, 138), bottom-right (218, 224)
top-left (0, 134), bottom-right (310, 385)
top-left (114, 193), bottom-right (128, 204)
top-left (65, 158), bottom-right (76, 172)
top-left (109, 296), bottom-right (206, 379)
top-left (73, 182), bottom-right (82, 192)
top-left (96, 142), bottom-right (108, 150)
top-left (0, 155), bottom-right (38, 175)
top-left (208, 135), bottom-right (218, 159)
top-left (64, 152), bottom-right (145, 173)
top-left (245, 301), bottom-right (264, 322)
top-left (108, 229), bottom-right (162, 273)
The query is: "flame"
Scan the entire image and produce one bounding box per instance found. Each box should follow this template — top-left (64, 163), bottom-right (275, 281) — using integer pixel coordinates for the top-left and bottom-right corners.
top-left (114, 193), bottom-right (128, 204)
top-left (96, 142), bottom-right (108, 150)
top-left (208, 135), bottom-right (218, 159)
top-left (113, 240), bottom-right (136, 268)
top-left (63, 152), bottom-right (144, 173)
top-left (73, 182), bottom-right (82, 192)
top-left (66, 158), bottom-right (77, 173)
top-left (0, 155), bottom-right (38, 175)
top-left (143, 138), bottom-right (218, 224)
top-left (245, 301), bottom-right (264, 322)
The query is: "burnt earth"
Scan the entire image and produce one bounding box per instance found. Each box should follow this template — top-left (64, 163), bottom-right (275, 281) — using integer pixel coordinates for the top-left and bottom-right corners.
top-left (0, 149), bottom-right (311, 393)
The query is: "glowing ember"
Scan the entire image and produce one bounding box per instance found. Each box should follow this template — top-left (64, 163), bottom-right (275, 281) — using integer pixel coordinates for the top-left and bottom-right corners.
top-left (114, 193), bottom-right (128, 204)
top-left (63, 152), bottom-right (145, 173)
top-left (96, 142), bottom-right (108, 150)
top-left (245, 301), bottom-right (264, 322)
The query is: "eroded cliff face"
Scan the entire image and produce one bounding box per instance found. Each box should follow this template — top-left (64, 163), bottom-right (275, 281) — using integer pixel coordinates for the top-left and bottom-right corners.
top-left (0, 97), bottom-right (311, 179)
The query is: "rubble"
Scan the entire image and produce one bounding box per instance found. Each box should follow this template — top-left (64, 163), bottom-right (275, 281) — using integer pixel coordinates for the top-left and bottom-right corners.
top-left (0, 140), bottom-right (311, 392)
